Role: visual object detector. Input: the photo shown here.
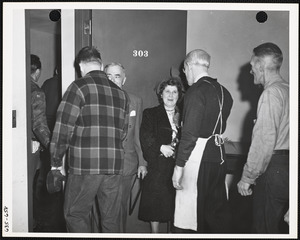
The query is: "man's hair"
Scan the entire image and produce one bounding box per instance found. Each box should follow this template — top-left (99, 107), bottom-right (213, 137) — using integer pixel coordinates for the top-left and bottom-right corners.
top-left (75, 46), bottom-right (102, 65)
top-left (31, 54), bottom-right (41, 74)
top-left (104, 62), bottom-right (126, 74)
top-left (253, 42), bottom-right (283, 71)
top-left (184, 49), bottom-right (210, 68)
top-left (157, 77), bottom-right (183, 104)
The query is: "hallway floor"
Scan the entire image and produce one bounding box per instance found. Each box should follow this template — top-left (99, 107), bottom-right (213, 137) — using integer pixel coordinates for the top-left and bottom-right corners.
top-left (32, 176), bottom-right (288, 234)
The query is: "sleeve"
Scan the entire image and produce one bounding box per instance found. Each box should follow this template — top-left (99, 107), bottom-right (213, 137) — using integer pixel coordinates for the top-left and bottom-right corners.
top-left (31, 90), bottom-right (51, 148)
top-left (122, 91), bottom-right (130, 141)
top-left (50, 83), bottom-right (83, 167)
top-left (175, 88), bottom-right (205, 167)
top-left (139, 108), bottom-right (162, 163)
top-left (241, 89), bottom-right (281, 184)
top-left (135, 97), bottom-right (147, 167)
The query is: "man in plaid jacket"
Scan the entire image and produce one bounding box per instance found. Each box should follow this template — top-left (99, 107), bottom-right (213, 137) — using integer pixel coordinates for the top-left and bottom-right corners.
top-left (48, 46), bottom-right (129, 233)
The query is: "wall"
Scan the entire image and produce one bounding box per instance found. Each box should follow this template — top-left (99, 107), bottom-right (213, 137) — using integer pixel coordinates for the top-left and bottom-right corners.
top-left (187, 10), bottom-right (289, 143)
top-left (30, 29), bottom-right (58, 87)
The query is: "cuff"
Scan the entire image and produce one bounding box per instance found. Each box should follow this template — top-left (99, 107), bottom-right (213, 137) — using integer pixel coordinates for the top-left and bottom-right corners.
top-left (175, 159), bottom-right (186, 167)
top-left (51, 166), bottom-right (63, 171)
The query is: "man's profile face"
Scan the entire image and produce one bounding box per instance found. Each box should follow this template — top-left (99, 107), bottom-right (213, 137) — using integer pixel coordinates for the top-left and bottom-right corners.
top-left (250, 55), bottom-right (264, 85)
top-left (105, 65), bottom-right (126, 88)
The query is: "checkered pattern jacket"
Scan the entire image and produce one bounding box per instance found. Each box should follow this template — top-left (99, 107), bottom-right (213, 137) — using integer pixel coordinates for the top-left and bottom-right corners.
top-left (50, 70), bottom-right (129, 175)
top-left (31, 81), bottom-right (50, 148)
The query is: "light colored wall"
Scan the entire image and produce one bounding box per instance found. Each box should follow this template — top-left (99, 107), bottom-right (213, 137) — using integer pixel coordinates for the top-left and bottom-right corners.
top-left (186, 10), bottom-right (289, 142)
top-left (30, 29), bottom-right (57, 87)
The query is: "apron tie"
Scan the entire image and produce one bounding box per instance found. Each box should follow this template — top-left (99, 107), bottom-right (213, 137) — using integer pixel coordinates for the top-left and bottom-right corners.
top-left (208, 133), bottom-right (225, 165)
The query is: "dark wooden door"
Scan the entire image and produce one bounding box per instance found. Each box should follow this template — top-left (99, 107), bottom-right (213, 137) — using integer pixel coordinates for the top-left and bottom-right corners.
top-left (91, 9), bottom-right (187, 233)
top-left (92, 10), bottom-right (187, 109)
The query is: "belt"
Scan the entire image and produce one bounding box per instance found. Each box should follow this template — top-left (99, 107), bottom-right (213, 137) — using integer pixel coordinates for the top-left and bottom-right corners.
top-left (273, 149), bottom-right (289, 156)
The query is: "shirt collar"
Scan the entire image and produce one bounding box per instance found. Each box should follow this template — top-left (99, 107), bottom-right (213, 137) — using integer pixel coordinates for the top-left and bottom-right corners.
top-left (194, 72), bottom-right (210, 83)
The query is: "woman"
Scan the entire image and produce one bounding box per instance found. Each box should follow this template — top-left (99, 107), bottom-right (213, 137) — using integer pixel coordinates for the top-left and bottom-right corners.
top-left (138, 77), bottom-right (183, 233)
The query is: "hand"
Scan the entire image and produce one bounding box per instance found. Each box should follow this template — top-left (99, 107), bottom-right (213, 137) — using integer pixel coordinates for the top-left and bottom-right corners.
top-left (137, 166), bottom-right (148, 179)
top-left (46, 169), bottom-right (66, 194)
top-left (160, 145), bottom-right (175, 158)
top-left (237, 180), bottom-right (252, 196)
top-left (31, 140), bottom-right (40, 153)
top-left (172, 165), bottom-right (183, 190)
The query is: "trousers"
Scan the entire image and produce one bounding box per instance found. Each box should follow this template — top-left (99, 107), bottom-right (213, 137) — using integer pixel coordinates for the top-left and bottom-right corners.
top-left (252, 154), bottom-right (289, 233)
top-left (119, 174), bottom-right (136, 232)
top-left (64, 174), bottom-right (122, 233)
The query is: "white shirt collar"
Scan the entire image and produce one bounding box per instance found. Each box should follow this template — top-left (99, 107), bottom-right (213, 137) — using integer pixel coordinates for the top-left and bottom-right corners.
top-left (194, 72), bottom-right (210, 84)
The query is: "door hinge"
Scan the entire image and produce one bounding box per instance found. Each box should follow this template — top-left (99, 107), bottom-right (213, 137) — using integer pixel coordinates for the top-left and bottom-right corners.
top-left (83, 19), bottom-right (92, 35)
top-left (12, 110), bottom-right (16, 128)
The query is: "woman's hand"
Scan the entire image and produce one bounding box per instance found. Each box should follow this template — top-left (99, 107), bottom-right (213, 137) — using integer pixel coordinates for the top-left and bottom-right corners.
top-left (160, 144), bottom-right (175, 158)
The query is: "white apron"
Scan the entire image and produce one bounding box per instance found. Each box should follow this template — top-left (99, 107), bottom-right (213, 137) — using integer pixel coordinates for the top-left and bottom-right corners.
top-left (174, 137), bottom-right (209, 231)
top-left (174, 80), bottom-right (225, 231)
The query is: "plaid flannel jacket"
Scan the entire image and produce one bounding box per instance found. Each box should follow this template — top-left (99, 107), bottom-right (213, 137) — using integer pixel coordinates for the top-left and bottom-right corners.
top-left (31, 81), bottom-right (50, 148)
top-left (50, 70), bottom-right (129, 175)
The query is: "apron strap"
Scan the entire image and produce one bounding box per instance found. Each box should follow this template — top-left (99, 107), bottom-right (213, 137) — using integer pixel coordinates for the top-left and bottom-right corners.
top-left (203, 80), bottom-right (225, 164)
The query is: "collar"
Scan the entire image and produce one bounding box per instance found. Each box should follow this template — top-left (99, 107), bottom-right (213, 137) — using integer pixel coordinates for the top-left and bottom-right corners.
top-left (264, 74), bottom-right (286, 89)
top-left (194, 73), bottom-right (210, 84)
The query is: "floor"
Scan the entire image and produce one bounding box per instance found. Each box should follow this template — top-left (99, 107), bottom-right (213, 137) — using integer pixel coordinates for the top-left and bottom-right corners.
top-left (32, 172), bottom-right (288, 234)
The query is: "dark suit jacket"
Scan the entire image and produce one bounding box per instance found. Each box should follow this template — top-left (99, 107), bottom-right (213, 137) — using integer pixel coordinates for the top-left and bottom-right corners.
top-left (123, 92), bottom-right (147, 176)
top-left (140, 104), bottom-right (179, 169)
top-left (41, 75), bottom-right (62, 132)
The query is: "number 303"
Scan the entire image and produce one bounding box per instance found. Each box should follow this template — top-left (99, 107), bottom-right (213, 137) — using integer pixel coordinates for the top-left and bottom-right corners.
top-left (133, 50), bottom-right (149, 57)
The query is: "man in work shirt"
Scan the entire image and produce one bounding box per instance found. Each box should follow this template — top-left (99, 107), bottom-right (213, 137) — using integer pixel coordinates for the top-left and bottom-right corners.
top-left (237, 42), bottom-right (289, 233)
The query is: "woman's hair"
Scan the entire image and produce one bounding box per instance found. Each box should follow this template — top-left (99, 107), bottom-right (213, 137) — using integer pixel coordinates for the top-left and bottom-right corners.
top-left (156, 77), bottom-right (183, 104)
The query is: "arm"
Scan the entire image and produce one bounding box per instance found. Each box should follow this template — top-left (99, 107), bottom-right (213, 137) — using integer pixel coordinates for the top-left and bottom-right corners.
top-left (122, 90), bottom-right (130, 141)
top-left (237, 90), bottom-right (282, 195)
top-left (241, 90), bottom-right (281, 184)
top-left (31, 90), bottom-right (51, 149)
top-left (175, 88), bottom-right (205, 167)
top-left (140, 108), bottom-right (162, 162)
top-left (134, 97), bottom-right (148, 179)
top-left (50, 83), bottom-right (82, 168)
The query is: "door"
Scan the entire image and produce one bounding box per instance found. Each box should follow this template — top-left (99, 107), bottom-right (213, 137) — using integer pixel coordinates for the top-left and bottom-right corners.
top-left (92, 10), bottom-right (187, 110)
top-left (92, 9), bottom-right (187, 232)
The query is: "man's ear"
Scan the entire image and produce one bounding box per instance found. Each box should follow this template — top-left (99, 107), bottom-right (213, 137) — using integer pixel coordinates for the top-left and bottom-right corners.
top-left (35, 69), bottom-right (41, 80)
top-left (122, 77), bottom-right (127, 86)
top-left (259, 64), bottom-right (265, 73)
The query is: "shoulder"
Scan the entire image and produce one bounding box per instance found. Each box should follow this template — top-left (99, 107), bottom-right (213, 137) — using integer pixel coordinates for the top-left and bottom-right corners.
top-left (31, 82), bottom-right (45, 98)
top-left (264, 80), bottom-right (289, 100)
top-left (144, 104), bottom-right (159, 113)
top-left (42, 76), bottom-right (60, 89)
top-left (127, 92), bottom-right (142, 104)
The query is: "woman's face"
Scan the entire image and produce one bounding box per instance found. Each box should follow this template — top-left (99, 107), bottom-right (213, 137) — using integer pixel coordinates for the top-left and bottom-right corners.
top-left (161, 85), bottom-right (179, 109)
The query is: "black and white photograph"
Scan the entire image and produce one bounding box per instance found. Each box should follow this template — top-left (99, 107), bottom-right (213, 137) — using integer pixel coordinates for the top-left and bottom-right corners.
top-left (2, 2), bottom-right (298, 238)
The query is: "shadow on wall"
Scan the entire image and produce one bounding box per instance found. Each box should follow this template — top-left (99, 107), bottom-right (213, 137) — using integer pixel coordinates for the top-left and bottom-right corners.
top-left (237, 62), bottom-right (263, 152)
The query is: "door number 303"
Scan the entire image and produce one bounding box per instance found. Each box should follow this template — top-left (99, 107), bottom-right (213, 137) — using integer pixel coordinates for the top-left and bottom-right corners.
top-left (133, 50), bottom-right (149, 57)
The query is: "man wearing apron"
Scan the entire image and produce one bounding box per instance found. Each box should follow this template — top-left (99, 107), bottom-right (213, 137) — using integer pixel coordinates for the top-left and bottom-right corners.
top-left (172, 49), bottom-right (233, 233)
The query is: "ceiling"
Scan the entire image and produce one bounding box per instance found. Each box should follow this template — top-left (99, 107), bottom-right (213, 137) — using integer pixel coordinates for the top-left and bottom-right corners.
top-left (29, 9), bottom-right (60, 35)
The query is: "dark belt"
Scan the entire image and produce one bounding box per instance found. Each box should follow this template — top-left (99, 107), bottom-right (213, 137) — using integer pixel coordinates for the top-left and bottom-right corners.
top-left (273, 149), bottom-right (289, 156)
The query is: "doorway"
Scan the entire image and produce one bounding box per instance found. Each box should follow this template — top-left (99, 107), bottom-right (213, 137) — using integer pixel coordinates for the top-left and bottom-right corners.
top-left (26, 9), bottom-right (62, 231)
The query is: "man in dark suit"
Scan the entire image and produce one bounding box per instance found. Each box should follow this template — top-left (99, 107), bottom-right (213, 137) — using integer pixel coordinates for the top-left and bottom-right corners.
top-left (104, 62), bottom-right (148, 232)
